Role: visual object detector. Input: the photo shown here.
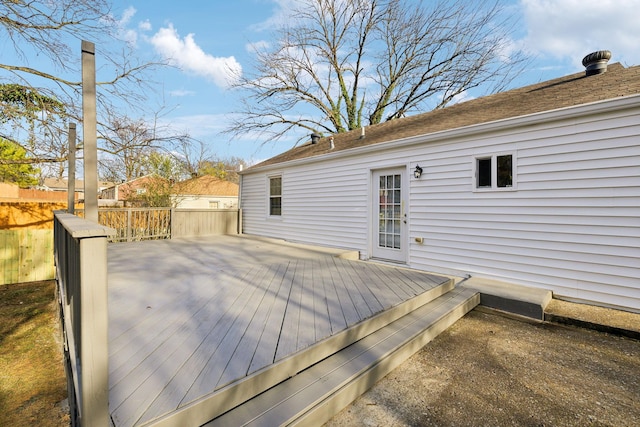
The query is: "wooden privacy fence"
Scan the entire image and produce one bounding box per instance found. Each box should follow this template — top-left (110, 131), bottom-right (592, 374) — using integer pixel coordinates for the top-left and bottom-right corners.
top-left (76, 208), bottom-right (240, 242)
top-left (172, 208), bottom-right (240, 238)
top-left (0, 229), bottom-right (54, 285)
top-left (3, 207), bottom-right (239, 286)
top-left (54, 211), bottom-right (113, 427)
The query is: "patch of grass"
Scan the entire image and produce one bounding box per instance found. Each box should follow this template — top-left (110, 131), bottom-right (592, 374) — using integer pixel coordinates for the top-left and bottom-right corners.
top-left (0, 281), bottom-right (69, 426)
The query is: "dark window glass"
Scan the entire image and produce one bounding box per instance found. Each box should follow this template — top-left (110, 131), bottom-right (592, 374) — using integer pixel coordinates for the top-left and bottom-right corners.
top-left (477, 158), bottom-right (492, 187)
top-left (497, 155), bottom-right (513, 187)
top-left (269, 197), bottom-right (281, 216)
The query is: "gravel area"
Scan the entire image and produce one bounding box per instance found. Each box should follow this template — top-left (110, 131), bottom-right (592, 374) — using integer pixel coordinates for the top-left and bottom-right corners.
top-left (325, 310), bottom-right (640, 427)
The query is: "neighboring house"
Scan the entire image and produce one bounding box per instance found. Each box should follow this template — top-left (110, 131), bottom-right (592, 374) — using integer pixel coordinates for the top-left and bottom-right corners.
top-left (100, 175), bottom-right (168, 206)
top-left (38, 178), bottom-right (84, 200)
top-left (38, 178), bottom-right (112, 201)
top-left (172, 175), bottom-right (239, 209)
top-left (239, 52), bottom-right (640, 312)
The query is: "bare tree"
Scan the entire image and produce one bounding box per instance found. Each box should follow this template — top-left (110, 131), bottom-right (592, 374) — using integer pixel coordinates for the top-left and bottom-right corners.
top-left (198, 157), bottom-right (247, 184)
top-left (98, 111), bottom-right (196, 183)
top-left (172, 138), bottom-right (213, 178)
top-left (0, 0), bottom-right (161, 171)
top-left (226, 0), bottom-right (528, 144)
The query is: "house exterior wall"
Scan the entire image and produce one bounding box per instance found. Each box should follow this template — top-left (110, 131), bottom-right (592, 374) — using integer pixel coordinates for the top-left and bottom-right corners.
top-left (241, 97), bottom-right (640, 311)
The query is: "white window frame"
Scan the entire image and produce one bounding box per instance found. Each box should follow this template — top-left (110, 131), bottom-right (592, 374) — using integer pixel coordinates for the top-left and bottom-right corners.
top-left (472, 151), bottom-right (517, 192)
top-left (267, 174), bottom-right (283, 217)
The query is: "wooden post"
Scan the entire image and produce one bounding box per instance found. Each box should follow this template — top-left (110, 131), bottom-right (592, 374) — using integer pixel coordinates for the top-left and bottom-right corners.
top-left (82, 40), bottom-right (98, 224)
top-left (53, 212), bottom-right (112, 427)
top-left (67, 123), bottom-right (76, 214)
top-left (79, 236), bottom-right (109, 427)
top-left (127, 208), bottom-right (132, 242)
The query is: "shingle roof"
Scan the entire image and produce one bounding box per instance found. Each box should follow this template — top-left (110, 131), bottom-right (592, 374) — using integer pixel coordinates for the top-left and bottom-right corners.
top-left (251, 63), bottom-right (640, 169)
top-left (172, 175), bottom-right (239, 196)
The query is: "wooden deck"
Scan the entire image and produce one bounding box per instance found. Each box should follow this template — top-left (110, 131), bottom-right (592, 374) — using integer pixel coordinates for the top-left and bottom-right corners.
top-left (107, 235), bottom-right (455, 427)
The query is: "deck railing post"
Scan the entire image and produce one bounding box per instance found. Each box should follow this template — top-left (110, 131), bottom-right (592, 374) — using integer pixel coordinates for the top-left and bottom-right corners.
top-left (78, 235), bottom-right (109, 426)
top-left (54, 211), bottom-right (114, 427)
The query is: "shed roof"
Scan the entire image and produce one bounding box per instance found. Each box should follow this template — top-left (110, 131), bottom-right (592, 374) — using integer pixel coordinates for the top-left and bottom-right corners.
top-left (251, 63), bottom-right (640, 169)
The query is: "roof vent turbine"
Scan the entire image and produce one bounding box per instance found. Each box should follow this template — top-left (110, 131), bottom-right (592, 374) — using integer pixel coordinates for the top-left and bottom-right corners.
top-left (582, 50), bottom-right (612, 76)
top-left (310, 133), bottom-right (321, 144)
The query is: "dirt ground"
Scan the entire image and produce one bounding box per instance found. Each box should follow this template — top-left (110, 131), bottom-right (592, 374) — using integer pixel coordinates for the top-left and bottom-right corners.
top-left (326, 310), bottom-right (640, 427)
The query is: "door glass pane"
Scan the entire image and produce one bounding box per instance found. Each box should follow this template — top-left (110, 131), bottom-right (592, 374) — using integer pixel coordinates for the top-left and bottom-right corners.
top-left (378, 173), bottom-right (402, 250)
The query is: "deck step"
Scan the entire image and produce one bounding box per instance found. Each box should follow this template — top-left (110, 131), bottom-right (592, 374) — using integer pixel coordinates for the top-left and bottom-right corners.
top-left (461, 277), bottom-right (552, 320)
top-left (142, 275), bottom-right (455, 427)
top-left (206, 287), bottom-right (479, 427)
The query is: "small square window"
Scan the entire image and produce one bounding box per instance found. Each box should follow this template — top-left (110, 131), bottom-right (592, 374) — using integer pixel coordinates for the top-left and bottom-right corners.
top-left (474, 153), bottom-right (516, 191)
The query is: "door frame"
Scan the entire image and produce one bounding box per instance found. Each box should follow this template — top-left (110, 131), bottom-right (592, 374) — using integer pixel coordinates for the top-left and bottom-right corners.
top-left (370, 166), bottom-right (408, 263)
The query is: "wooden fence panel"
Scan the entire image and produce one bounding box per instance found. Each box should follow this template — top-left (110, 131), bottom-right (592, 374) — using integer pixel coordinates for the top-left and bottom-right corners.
top-left (0, 229), bottom-right (54, 285)
top-left (171, 209), bottom-right (239, 238)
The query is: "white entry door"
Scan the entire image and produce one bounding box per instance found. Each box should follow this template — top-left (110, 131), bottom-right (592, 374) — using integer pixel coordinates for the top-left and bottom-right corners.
top-left (372, 168), bottom-right (407, 263)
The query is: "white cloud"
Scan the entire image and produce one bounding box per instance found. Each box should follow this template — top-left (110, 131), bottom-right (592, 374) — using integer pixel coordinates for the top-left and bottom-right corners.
top-left (138, 20), bottom-right (152, 32)
top-left (170, 89), bottom-right (196, 97)
top-left (250, 0), bottom-right (299, 31)
top-left (150, 24), bottom-right (243, 88)
top-left (116, 6), bottom-right (139, 46)
top-left (120, 6), bottom-right (137, 26)
top-left (520, 0), bottom-right (640, 68)
top-left (246, 40), bottom-right (270, 54)
top-left (160, 113), bottom-right (228, 138)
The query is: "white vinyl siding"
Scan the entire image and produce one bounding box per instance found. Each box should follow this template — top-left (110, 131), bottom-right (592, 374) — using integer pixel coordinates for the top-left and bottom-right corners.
top-left (241, 97), bottom-right (640, 311)
top-left (409, 106), bottom-right (640, 310)
top-left (242, 163), bottom-right (371, 252)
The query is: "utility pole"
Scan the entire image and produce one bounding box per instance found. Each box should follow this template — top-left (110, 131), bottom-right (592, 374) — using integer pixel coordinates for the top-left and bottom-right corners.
top-left (82, 40), bottom-right (98, 223)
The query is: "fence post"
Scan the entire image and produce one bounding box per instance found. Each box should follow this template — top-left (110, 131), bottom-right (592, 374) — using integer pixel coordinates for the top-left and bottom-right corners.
top-left (170, 208), bottom-right (175, 239)
top-left (127, 208), bottom-right (132, 242)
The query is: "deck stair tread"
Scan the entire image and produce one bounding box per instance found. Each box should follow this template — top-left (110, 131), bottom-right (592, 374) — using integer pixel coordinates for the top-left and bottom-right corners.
top-left (461, 277), bottom-right (552, 320)
top-left (204, 287), bottom-right (479, 427)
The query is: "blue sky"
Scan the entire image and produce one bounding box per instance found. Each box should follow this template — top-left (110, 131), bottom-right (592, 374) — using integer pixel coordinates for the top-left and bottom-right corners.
top-left (108, 0), bottom-right (640, 164)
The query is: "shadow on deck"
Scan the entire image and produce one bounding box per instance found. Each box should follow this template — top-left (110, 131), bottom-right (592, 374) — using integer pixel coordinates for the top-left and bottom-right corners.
top-left (107, 235), bottom-right (478, 426)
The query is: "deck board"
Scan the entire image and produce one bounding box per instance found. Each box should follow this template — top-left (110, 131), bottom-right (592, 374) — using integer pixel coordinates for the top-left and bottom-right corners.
top-left (106, 235), bottom-right (452, 427)
top-left (274, 260), bottom-right (302, 361)
top-left (319, 256), bottom-right (348, 335)
top-left (247, 262), bottom-right (292, 375)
